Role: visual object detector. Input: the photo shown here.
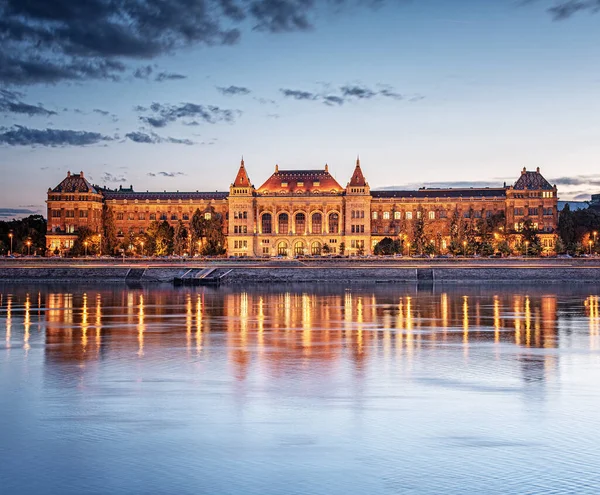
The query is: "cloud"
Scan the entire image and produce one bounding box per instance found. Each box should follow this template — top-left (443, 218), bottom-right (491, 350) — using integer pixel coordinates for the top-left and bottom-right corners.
top-left (155, 72), bottom-right (187, 82)
top-left (0, 208), bottom-right (40, 219)
top-left (93, 108), bottom-right (109, 116)
top-left (572, 192), bottom-right (592, 201)
top-left (280, 88), bottom-right (318, 100)
top-left (249, 0), bottom-right (314, 32)
top-left (102, 172), bottom-right (127, 183)
top-left (550, 174), bottom-right (600, 187)
top-left (376, 180), bottom-right (507, 190)
top-left (0, 89), bottom-right (57, 116)
top-left (125, 131), bottom-right (194, 145)
top-left (217, 85), bottom-right (251, 96)
top-left (548, 0), bottom-right (600, 20)
top-left (134, 65), bottom-right (154, 79)
top-left (147, 171), bottom-right (186, 177)
top-left (379, 88), bottom-right (403, 100)
top-left (0, 125), bottom-right (113, 146)
top-left (340, 85), bottom-right (376, 100)
top-left (323, 95), bottom-right (345, 106)
top-left (137, 102), bottom-right (240, 127)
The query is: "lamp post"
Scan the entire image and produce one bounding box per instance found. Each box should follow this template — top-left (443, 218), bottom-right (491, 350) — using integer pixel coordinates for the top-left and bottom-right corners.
top-left (140, 240), bottom-right (145, 257)
top-left (589, 240), bottom-right (593, 256)
top-left (525, 240), bottom-right (529, 258)
top-left (26, 239), bottom-right (31, 256)
top-left (594, 231), bottom-right (598, 254)
top-left (8, 231), bottom-right (13, 255)
top-left (98, 233), bottom-right (102, 256)
top-left (84, 240), bottom-right (88, 257)
top-left (463, 240), bottom-right (467, 257)
top-left (406, 241), bottom-right (411, 256)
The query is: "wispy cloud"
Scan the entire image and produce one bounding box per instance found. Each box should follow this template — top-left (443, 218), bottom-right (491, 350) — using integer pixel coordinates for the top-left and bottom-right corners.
top-left (217, 85), bottom-right (251, 96)
top-left (147, 171), bottom-right (186, 177)
top-left (0, 89), bottom-right (57, 116)
top-left (280, 83), bottom-right (422, 106)
top-left (125, 131), bottom-right (194, 145)
top-left (101, 172), bottom-right (127, 183)
top-left (0, 126), bottom-right (113, 147)
top-left (137, 102), bottom-right (240, 128)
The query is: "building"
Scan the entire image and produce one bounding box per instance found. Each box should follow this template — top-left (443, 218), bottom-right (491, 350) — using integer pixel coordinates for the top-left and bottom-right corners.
top-left (46, 160), bottom-right (558, 256)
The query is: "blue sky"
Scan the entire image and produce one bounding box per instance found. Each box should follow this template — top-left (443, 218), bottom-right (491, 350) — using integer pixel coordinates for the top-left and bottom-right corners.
top-left (1, 0), bottom-right (600, 218)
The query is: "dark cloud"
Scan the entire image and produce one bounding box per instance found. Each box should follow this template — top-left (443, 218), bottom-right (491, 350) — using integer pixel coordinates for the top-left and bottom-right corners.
top-left (572, 192), bottom-right (592, 201)
top-left (217, 85), bottom-right (251, 96)
top-left (0, 125), bottom-right (113, 146)
top-left (155, 72), bottom-right (187, 82)
top-left (138, 102), bottom-right (240, 127)
top-left (147, 171), bottom-right (186, 177)
top-left (323, 95), bottom-right (344, 106)
top-left (0, 89), bottom-right (56, 116)
top-left (93, 108), bottom-right (109, 116)
top-left (379, 88), bottom-right (403, 100)
top-left (102, 172), bottom-right (127, 183)
top-left (125, 131), bottom-right (194, 145)
top-left (255, 97), bottom-right (277, 105)
top-left (340, 85), bottom-right (376, 99)
top-left (550, 175), bottom-right (600, 187)
top-left (249, 0), bottom-right (314, 32)
top-left (0, 208), bottom-right (39, 219)
top-left (134, 65), bottom-right (154, 79)
top-left (280, 88), bottom-right (318, 100)
top-left (548, 0), bottom-right (600, 20)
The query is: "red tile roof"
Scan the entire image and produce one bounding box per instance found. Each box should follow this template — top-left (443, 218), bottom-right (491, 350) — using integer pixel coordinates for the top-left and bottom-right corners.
top-left (257, 166), bottom-right (344, 194)
top-left (52, 172), bottom-right (98, 194)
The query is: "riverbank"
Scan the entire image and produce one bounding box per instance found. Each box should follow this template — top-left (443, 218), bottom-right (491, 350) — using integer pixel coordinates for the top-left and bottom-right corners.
top-left (1, 258), bottom-right (600, 284)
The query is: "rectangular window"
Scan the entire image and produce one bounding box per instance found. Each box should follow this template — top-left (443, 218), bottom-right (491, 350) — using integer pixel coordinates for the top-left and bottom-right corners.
top-left (473, 211), bottom-right (482, 218)
top-left (428, 211), bottom-right (435, 220)
top-left (160, 213), bottom-right (167, 221)
top-left (543, 208), bottom-right (553, 216)
top-left (439, 210), bottom-right (447, 219)
top-left (514, 208), bottom-right (523, 216)
top-left (394, 211), bottom-right (401, 220)
top-left (372, 212), bottom-right (378, 220)
top-left (528, 208), bottom-right (538, 216)
top-left (65, 210), bottom-right (75, 218)
top-left (150, 213), bottom-right (156, 221)
top-left (51, 210), bottom-right (61, 218)
top-left (263, 247), bottom-right (270, 254)
top-left (139, 213), bottom-right (146, 220)
top-left (281, 182), bottom-right (288, 187)
top-left (383, 211), bottom-right (390, 220)
top-left (79, 210), bottom-right (88, 218)
top-left (351, 210), bottom-right (356, 219)
top-left (171, 214), bottom-right (177, 220)
top-left (361, 225), bottom-right (365, 233)
top-left (351, 240), bottom-right (356, 249)
top-left (417, 211), bottom-right (422, 219)
top-left (129, 213), bottom-right (135, 220)
top-left (183, 213), bottom-right (189, 221)
top-left (406, 212), bottom-right (413, 220)
top-left (297, 181), bottom-right (304, 187)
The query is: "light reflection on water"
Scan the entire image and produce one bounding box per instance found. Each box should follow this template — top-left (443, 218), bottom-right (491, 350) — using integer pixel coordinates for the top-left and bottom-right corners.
top-left (1, 284), bottom-right (600, 494)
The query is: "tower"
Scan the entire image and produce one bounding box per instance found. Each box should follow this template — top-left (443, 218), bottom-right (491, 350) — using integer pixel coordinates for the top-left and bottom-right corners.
top-left (228, 157), bottom-right (256, 256)
top-left (345, 156), bottom-right (372, 255)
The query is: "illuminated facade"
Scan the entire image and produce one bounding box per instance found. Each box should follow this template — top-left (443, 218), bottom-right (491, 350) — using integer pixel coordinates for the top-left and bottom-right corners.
top-left (46, 160), bottom-right (558, 255)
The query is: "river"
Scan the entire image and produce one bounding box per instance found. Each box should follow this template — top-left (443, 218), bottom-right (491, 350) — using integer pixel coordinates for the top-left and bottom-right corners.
top-left (1, 283), bottom-right (600, 494)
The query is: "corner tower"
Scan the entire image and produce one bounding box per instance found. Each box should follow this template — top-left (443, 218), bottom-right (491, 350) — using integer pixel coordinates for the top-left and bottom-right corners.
top-left (345, 156), bottom-right (372, 255)
top-left (228, 158), bottom-right (256, 256)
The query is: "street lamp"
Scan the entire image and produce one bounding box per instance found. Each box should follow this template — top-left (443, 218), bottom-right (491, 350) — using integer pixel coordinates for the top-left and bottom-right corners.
top-left (8, 231), bottom-right (13, 255)
top-left (98, 233), bottom-right (102, 256)
top-left (26, 239), bottom-right (31, 256)
top-left (406, 241), bottom-right (411, 256)
top-left (140, 240), bottom-right (145, 257)
top-left (463, 240), bottom-right (467, 257)
top-left (84, 240), bottom-right (88, 257)
top-left (589, 240), bottom-right (593, 255)
top-left (525, 240), bottom-right (530, 258)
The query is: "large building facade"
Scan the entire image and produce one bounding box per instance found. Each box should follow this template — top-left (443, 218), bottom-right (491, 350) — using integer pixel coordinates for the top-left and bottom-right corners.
top-left (46, 160), bottom-right (558, 256)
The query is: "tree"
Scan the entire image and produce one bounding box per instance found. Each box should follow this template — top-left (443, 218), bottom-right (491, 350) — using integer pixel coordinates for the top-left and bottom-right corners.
top-left (521, 219), bottom-right (542, 255)
top-left (190, 209), bottom-right (205, 254)
top-left (200, 210), bottom-right (226, 255)
top-left (322, 243), bottom-right (331, 254)
top-left (70, 227), bottom-right (94, 256)
top-left (0, 214), bottom-right (47, 255)
top-left (339, 242), bottom-right (346, 255)
top-left (101, 204), bottom-right (118, 255)
top-left (374, 237), bottom-right (397, 255)
top-left (497, 240), bottom-right (512, 256)
top-left (173, 221), bottom-right (189, 255)
top-left (147, 221), bottom-right (174, 256)
top-left (412, 210), bottom-right (426, 254)
top-left (558, 203), bottom-right (576, 253)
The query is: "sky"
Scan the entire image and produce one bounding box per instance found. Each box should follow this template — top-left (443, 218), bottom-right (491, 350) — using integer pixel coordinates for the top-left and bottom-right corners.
top-left (1, 0), bottom-right (600, 219)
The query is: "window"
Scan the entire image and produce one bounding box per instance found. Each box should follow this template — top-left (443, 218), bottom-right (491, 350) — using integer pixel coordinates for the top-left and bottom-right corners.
top-left (311, 242), bottom-right (322, 255)
top-left (183, 213), bottom-right (189, 221)
top-left (262, 213), bottom-right (272, 234)
top-left (528, 208), bottom-right (538, 216)
top-left (406, 212), bottom-right (413, 220)
top-left (160, 213), bottom-right (167, 221)
top-left (149, 213), bottom-right (156, 221)
top-left (439, 210), bottom-right (447, 219)
top-left (417, 211), bottom-right (422, 219)
top-left (279, 213), bottom-right (289, 235)
top-left (263, 247), bottom-right (270, 255)
top-left (329, 213), bottom-right (339, 234)
top-left (129, 213), bottom-right (135, 220)
top-left (312, 213), bottom-right (322, 234)
top-left (514, 208), bottom-right (524, 216)
top-left (463, 211), bottom-right (470, 218)
top-left (372, 212), bottom-right (378, 220)
top-left (383, 211), bottom-right (390, 220)
top-left (281, 182), bottom-right (288, 187)
top-left (139, 213), bottom-right (146, 220)
top-left (171, 214), bottom-right (177, 220)
top-left (204, 212), bottom-right (211, 220)
top-left (65, 210), bottom-right (75, 218)
top-left (473, 211), bottom-right (482, 219)
top-left (262, 239), bottom-right (270, 244)
top-left (79, 210), bottom-right (88, 218)
top-left (297, 181), bottom-right (304, 187)
top-left (394, 211), bottom-right (401, 220)
top-left (51, 210), bottom-right (61, 218)
top-left (428, 211), bottom-right (435, 220)
top-left (313, 181), bottom-right (320, 187)
top-left (543, 208), bottom-right (553, 216)
top-left (295, 212), bottom-right (306, 234)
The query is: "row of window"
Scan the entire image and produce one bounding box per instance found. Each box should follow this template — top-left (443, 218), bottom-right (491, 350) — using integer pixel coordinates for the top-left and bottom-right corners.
top-left (514, 207), bottom-right (553, 216)
top-left (351, 210), bottom-right (366, 219)
top-left (234, 240), bottom-right (248, 249)
top-left (351, 225), bottom-right (365, 233)
top-left (512, 192), bottom-right (554, 198)
top-left (233, 211), bottom-right (248, 219)
top-left (233, 226), bottom-right (248, 234)
top-left (260, 212), bottom-right (340, 235)
top-left (114, 212), bottom-right (212, 221)
top-left (281, 181), bottom-right (319, 187)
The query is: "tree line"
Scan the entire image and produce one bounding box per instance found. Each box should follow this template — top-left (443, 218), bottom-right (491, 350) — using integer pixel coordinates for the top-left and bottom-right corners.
top-left (0, 215), bottom-right (47, 255)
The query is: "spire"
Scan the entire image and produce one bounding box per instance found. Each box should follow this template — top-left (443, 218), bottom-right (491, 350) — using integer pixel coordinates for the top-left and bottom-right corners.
top-left (275, 164), bottom-right (279, 173)
top-left (356, 154), bottom-right (360, 167)
top-left (325, 163), bottom-right (328, 172)
top-left (233, 157), bottom-right (250, 187)
top-left (349, 156), bottom-right (366, 187)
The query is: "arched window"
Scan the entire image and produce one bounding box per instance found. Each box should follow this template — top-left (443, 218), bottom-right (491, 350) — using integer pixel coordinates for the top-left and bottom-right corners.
top-left (277, 241), bottom-right (288, 256)
top-left (279, 213), bottom-right (289, 234)
top-left (311, 241), bottom-right (322, 255)
top-left (295, 212), bottom-right (306, 234)
top-left (329, 212), bottom-right (339, 234)
top-left (262, 213), bottom-right (272, 234)
top-left (294, 241), bottom-right (305, 256)
top-left (312, 213), bottom-right (322, 234)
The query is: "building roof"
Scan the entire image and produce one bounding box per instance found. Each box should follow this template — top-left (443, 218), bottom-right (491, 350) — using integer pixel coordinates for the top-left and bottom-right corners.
top-left (348, 158), bottom-right (367, 187)
top-left (102, 190), bottom-right (228, 201)
top-left (372, 188), bottom-right (507, 199)
top-left (257, 165), bottom-right (344, 194)
top-left (52, 172), bottom-right (98, 194)
top-left (233, 158), bottom-right (252, 187)
top-left (513, 167), bottom-right (554, 190)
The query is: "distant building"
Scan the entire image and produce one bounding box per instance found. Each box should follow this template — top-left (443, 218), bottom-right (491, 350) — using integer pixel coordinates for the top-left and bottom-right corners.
top-left (590, 194), bottom-right (600, 212)
top-left (46, 162), bottom-right (559, 256)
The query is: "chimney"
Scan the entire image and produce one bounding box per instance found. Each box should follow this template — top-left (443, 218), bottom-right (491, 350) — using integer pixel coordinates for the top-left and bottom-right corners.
top-left (325, 163), bottom-right (329, 172)
top-left (521, 167), bottom-right (526, 175)
top-left (536, 167), bottom-right (540, 173)
top-left (275, 164), bottom-right (279, 173)
top-left (67, 171), bottom-right (71, 177)
top-left (80, 171), bottom-right (84, 177)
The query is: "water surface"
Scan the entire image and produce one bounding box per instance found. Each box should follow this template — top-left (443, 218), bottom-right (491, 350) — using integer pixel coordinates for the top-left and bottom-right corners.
top-left (1, 283), bottom-right (600, 494)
